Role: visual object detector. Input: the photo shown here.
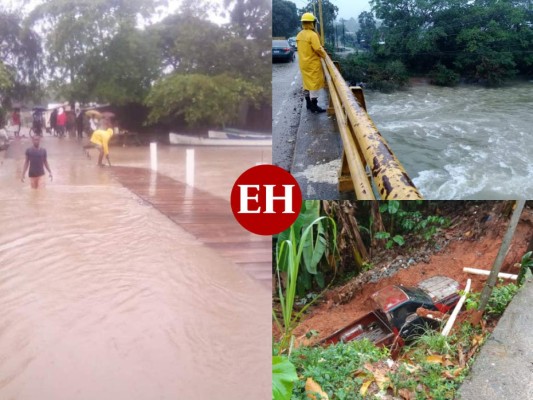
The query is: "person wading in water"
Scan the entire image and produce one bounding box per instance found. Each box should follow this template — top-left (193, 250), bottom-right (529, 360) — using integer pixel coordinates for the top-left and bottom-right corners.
top-left (21, 136), bottom-right (53, 189)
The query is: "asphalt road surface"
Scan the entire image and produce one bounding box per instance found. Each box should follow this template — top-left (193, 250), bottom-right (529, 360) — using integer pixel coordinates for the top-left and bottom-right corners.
top-left (272, 54), bottom-right (302, 171)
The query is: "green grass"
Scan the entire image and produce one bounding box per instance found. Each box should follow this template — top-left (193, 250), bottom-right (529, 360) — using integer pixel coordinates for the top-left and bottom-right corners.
top-left (289, 322), bottom-right (487, 399)
top-left (289, 339), bottom-right (389, 400)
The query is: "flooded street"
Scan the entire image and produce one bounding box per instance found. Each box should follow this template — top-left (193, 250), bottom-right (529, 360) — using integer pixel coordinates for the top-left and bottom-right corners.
top-left (0, 137), bottom-right (271, 399)
top-left (366, 82), bottom-right (533, 199)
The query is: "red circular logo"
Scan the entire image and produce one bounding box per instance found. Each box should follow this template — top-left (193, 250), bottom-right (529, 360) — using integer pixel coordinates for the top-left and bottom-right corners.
top-left (231, 165), bottom-right (302, 235)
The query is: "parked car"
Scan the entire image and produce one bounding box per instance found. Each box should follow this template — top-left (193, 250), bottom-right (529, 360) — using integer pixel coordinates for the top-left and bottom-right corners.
top-left (272, 39), bottom-right (295, 62)
top-left (288, 37), bottom-right (297, 51)
top-left (321, 276), bottom-right (462, 348)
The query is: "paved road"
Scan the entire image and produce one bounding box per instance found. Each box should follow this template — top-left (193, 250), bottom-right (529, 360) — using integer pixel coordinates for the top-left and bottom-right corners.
top-left (458, 276), bottom-right (533, 399)
top-left (272, 55), bottom-right (302, 171)
top-left (272, 54), bottom-right (345, 199)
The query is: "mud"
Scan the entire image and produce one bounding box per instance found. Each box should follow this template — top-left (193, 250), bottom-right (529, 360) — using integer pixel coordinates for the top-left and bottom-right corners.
top-left (289, 204), bottom-right (533, 346)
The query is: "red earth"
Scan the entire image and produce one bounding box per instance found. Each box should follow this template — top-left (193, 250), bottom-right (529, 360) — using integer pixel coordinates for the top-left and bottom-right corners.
top-left (284, 204), bottom-right (533, 347)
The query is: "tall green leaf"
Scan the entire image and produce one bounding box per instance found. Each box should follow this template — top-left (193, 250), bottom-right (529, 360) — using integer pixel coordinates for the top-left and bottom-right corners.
top-left (272, 355), bottom-right (297, 400)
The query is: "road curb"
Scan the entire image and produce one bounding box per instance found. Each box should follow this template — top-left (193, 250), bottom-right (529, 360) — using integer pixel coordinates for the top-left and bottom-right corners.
top-left (289, 88), bottom-right (344, 200)
top-left (458, 278), bottom-right (533, 399)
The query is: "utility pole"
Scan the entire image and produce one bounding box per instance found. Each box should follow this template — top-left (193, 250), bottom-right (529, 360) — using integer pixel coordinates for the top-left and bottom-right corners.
top-left (318, 0), bottom-right (325, 46)
top-left (473, 199), bottom-right (526, 323)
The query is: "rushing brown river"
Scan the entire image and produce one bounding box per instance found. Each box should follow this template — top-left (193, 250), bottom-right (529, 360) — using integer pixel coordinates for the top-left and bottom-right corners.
top-left (0, 137), bottom-right (271, 399)
top-left (365, 81), bottom-right (533, 199)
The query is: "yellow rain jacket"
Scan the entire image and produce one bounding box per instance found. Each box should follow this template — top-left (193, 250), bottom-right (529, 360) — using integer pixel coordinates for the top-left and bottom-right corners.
top-left (90, 128), bottom-right (114, 156)
top-left (296, 26), bottom-right (327, 91)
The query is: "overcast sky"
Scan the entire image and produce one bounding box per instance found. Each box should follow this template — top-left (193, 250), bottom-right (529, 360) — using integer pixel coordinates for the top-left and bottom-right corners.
top-left (334, 0), bottom-right (372, 21)
top-left (291, 0), bottom-right (372, 22)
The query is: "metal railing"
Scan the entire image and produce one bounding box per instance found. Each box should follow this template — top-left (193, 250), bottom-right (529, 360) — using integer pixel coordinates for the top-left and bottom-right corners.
top-left (321, 54), bottom-right (423, 200)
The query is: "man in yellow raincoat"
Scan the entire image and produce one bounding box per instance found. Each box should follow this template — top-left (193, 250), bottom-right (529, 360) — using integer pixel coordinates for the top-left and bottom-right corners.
top-left (83, 118), bottom-right (114, 166)
top-left (296, 12), bottom-right (327, 113)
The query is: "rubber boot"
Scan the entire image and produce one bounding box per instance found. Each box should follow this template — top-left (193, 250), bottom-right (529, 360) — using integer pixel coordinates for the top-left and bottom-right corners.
top-left (305, 95), bottom-right (311, 110)
top-left (310, 98), bottom-right (326, 113)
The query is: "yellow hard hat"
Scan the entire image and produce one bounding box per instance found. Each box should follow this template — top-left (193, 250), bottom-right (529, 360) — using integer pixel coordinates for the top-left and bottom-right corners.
top-left (301, 12), bottom-right (316, 22)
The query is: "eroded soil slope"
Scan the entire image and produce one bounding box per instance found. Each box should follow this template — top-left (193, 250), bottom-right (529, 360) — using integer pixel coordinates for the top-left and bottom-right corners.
top-left (291, 203), bottom-right (533, 345)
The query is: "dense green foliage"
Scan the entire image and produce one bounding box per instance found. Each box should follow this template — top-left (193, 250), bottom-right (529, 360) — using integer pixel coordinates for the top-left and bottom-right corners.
top-left (272, 0), bottom-right (299, 38)
top-left (1, 0), bottom-right (271, 129)
top-left (342, 53), bottom-right (410, 91)
top-left (145, 74), bottom-right (263, 127)
top-left (28, 0), bottom-right (159, 104)
top-left (485, 283), bottom-right (519, 316)
top-left (0, 9), bottom-right (43, 103)
top-left (356, 11), bottom-right (376, 49)
top-left (344, 0), bottom-right (532, 88)
top-left (430, 63), bottom-right (460, 86)
top-left (290, 340), bottom-right (390, 399)
top-left (290, 323), bottom-right (485, 400)
top-left (465, 282), bottom-right (519, 316)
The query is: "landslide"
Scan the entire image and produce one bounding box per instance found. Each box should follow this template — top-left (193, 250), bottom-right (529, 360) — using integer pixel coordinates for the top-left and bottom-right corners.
top-left (290, 202), bottom-right (533, 346)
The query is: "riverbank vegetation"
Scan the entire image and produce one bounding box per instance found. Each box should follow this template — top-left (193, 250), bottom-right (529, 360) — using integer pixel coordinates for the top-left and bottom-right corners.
top-left (340, 0), bottom-right (532, 90)
top-left (273, 201), bottom-right (533, 399)
top-left (0, 0), bottom-right (271, 132)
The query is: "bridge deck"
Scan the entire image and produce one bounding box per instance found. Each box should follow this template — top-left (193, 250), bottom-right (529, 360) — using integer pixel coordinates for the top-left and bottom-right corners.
top-left (110, 166), bottom-right (272, 288)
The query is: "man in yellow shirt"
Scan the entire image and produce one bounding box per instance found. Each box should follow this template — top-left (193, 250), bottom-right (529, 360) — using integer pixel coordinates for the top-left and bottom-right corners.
top-left (83, 118), bottom-right (114, 166)
top-left (296, 12), bottom-right (327, 113)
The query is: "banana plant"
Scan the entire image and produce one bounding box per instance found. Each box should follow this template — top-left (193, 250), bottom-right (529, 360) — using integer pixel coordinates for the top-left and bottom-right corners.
top-left (273, 201), bottom-right (337, 354)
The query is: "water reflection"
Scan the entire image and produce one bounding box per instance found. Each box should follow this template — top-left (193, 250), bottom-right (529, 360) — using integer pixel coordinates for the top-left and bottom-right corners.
top-left (186, 148), bottom-right (195, 187)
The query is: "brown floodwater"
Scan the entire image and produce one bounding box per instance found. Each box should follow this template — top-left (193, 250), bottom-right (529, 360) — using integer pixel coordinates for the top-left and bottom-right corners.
top-left (0, 137), bottom-right (271, 399)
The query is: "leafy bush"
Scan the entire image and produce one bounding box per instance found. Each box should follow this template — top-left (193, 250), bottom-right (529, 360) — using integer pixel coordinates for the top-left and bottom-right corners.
top-left (464, 282), bottom-right (519, 316)
top-left (145, 73), bottom-right (264, 127)
top-left (290, 322), bottom-right (485, 400)
top-left (486, 283), bottom-right (518, 316)
top-left (374, 231), bottom-right (405, 249)
top-left (378, 201), bottom-right (450, 240)
top-left (430, 63), bottom-right (460, 86)
top-left (340, 56), bottom-right (408, 92)
top-left (341, 53), bottom-right (371, 84)
top-left (290, 340), bottom-right (389, 400)
top-left (517, 251), bottom-right (533, 286)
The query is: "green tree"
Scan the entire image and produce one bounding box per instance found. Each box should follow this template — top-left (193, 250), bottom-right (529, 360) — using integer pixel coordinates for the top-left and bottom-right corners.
top-left (0, 9), bottom-right (43, 103)
top-left (0, 62), bottom-right (13, 95)
top-left (147, 0), bottom-right (271, 128)
top-left (356, 11), bottom-right (376, 49)
top-left (145, 74), bottom-right (263, 128)
top-left (224, 0), bottom-right (271, 42)
top-left (28, 0), bottom-right (160, 103)
top-left (371, 0), bottom-right (533, 84)
top-left (272, 0), bottom-right (299, 38)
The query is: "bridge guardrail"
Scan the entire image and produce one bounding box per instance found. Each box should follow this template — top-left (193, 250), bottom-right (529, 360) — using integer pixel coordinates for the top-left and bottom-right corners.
top-left (321, 53), bottom-right (423, 200)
